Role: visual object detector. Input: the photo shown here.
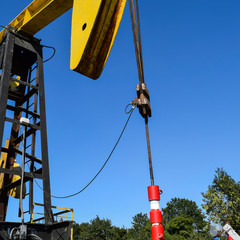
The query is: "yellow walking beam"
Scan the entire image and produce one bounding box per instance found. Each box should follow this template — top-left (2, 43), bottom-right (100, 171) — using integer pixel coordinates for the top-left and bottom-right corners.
top-left (0, 0), bottom-right (73, 42)
top-left (71, 0), bottom-right (127, 79)
top-left (0, 0), bottom-right (127, 79)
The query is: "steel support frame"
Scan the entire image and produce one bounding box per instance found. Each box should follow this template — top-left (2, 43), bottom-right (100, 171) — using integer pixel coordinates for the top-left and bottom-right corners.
top-left (0, 31), bottom-right (53, 224)
top-left (0, 33), bottom-right (15, 221)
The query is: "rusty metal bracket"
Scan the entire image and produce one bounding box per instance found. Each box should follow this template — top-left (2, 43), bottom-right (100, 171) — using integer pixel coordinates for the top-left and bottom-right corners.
top-left (134, 83), bottom-right (151, 118)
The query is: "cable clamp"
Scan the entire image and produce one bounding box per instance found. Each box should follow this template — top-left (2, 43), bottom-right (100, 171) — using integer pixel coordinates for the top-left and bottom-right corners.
top-left (135, 83), bottom-right (152, 118)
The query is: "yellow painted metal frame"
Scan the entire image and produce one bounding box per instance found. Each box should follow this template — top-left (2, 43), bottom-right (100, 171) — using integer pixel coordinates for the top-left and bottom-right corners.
top-left (70, 0), bottom-right (127, 79)
top-left (30, 202), bottom-right (74, 239)
top-left (0, 0), bottom-right (127, 79)
top-left (9, 160), bottom-right (26, 199)
top-left (0, 138), bottom-right (25, 198)
top-left (0, 0), bottom-right (73, 41)
top-left (0, 139), bottom-right (10, 190)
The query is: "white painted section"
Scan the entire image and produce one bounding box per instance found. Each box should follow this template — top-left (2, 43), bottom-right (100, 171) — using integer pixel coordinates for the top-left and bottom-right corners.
top-left (20, 117), bottom-right (29, 125)
top-left (223, 224), bottom-right (240, 240)
top-left (150, 200), bottom-right (160, 210)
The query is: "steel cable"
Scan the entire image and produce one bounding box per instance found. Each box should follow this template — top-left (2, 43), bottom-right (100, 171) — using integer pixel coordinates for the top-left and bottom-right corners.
top-left (33, 105), bottom-right (136, 199)
top-left (128, 0), bottom-right (155, 185)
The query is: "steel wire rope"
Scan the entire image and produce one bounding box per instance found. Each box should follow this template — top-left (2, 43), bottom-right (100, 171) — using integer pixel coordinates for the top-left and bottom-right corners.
top-left (129, 0), bottom-right (144, 84)
top-left (128, 0), bottom-right (155, 185)
top-left (31, 104), bottom-right (136, 199)
top-left (135, 0), bottom-right (145, 81)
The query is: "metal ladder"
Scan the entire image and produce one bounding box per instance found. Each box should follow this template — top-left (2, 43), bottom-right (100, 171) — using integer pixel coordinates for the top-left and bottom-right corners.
top-left (0, 30), bottom-right (53, 224)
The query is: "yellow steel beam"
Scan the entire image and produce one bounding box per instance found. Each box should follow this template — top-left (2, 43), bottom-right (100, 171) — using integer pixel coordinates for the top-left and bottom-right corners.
top-left (71, 0), bottom-right (127, 79)
top-left (0, 139), bottom-right (10, 190)
top-left (0, 0), bottom-right (127, 79)
top-left (0, 0), bottom-right (73, 42)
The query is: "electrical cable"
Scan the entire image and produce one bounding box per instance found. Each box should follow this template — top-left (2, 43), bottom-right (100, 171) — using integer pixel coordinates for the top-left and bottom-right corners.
top-left (0, 25), bottom-right (7, 29)
top-left (30, 44), bottom-right (56, 72)
top-left (9, 227), bottom-right (18, 240)
top-left (28, 234), bottom-right (43, 240)
top-left (42, 45), bottom-right (56, 63)
top-left (32, 104), bottom-right (136, 199)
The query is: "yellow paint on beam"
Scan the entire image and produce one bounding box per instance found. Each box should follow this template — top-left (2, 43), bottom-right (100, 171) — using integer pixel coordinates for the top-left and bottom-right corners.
top-left (0, 139), bottom-right (10, 190)
top-left (70, 0), bottom-right (127, 79)
top-left (0, 0), bottom-right (127, 79)
top-left (0, 0), bottom-right (73, 42)
top-left (9, 160), bottom-right (26, 199)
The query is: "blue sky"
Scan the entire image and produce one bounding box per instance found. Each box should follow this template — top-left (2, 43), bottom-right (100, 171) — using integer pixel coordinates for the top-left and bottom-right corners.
top-left (1, 0), bottom-right (240, 228)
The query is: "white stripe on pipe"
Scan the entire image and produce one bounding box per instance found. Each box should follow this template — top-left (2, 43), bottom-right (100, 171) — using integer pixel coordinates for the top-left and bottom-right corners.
top-left (150, 200), bottom-right (160, 210)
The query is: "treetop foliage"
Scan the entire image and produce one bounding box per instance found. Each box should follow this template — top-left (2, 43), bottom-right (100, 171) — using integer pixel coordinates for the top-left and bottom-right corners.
top-left (73, 213), bottom-right (150, 240)
top-left (202, 168), bottom-right (240, 231)
top-left (162, 197), bottom-right (207, 232)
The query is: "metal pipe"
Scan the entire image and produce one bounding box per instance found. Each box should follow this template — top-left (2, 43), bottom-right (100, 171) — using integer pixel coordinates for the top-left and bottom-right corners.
top-left (19, 125), bottom-right (26, 224)
top-left (145, 117), bottom-right (154, 186)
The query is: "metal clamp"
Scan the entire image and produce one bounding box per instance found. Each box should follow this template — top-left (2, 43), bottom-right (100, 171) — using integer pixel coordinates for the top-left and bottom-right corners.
top-left (135, 83), bottom-right (151, 118)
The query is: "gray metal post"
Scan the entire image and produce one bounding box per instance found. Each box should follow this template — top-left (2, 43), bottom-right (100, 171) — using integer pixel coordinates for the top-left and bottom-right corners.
top-left (36, 49), bottom-right (53, 224)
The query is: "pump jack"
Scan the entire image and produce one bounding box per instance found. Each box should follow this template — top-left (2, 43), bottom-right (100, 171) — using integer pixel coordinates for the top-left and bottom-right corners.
top-left (0, 0), bottom-right (164, 239)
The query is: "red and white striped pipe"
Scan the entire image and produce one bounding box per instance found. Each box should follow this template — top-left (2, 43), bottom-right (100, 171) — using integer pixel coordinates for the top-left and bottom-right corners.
top-left (148, 185), bottom-right (164, 240)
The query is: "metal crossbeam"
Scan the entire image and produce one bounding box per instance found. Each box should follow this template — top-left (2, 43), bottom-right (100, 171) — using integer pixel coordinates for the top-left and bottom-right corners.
top-left (0, 0), bottom-right (73, 42)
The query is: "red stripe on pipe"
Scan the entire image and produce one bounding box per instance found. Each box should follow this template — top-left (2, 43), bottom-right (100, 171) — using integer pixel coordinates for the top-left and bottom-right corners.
top-left (148, 185), bottom-right (160, 201)
top-left (151, 224), bottom-right (164, 240)
top-left (150, 209), bottom-right (162, 224)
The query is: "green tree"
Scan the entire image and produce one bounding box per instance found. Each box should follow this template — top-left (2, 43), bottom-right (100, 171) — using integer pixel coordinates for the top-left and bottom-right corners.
top-left (73, 216), bottom-right (127, 240)
top-left (111, 226), bottom-right (127, 240)
top-left (89, 216), bottom-right (113, 239)
top-left (162, 198), bottom-right (207, 232)
top-left (165, 215), bottom-right (194, 239)
top-left (202, 168), bottom-right (240, 231)
top-left (164, 215), bottom-right (211, 240)
top-left (73, 222), bottom-right (91, 240)
top-left (127, 213), bottom-right (151, 240)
